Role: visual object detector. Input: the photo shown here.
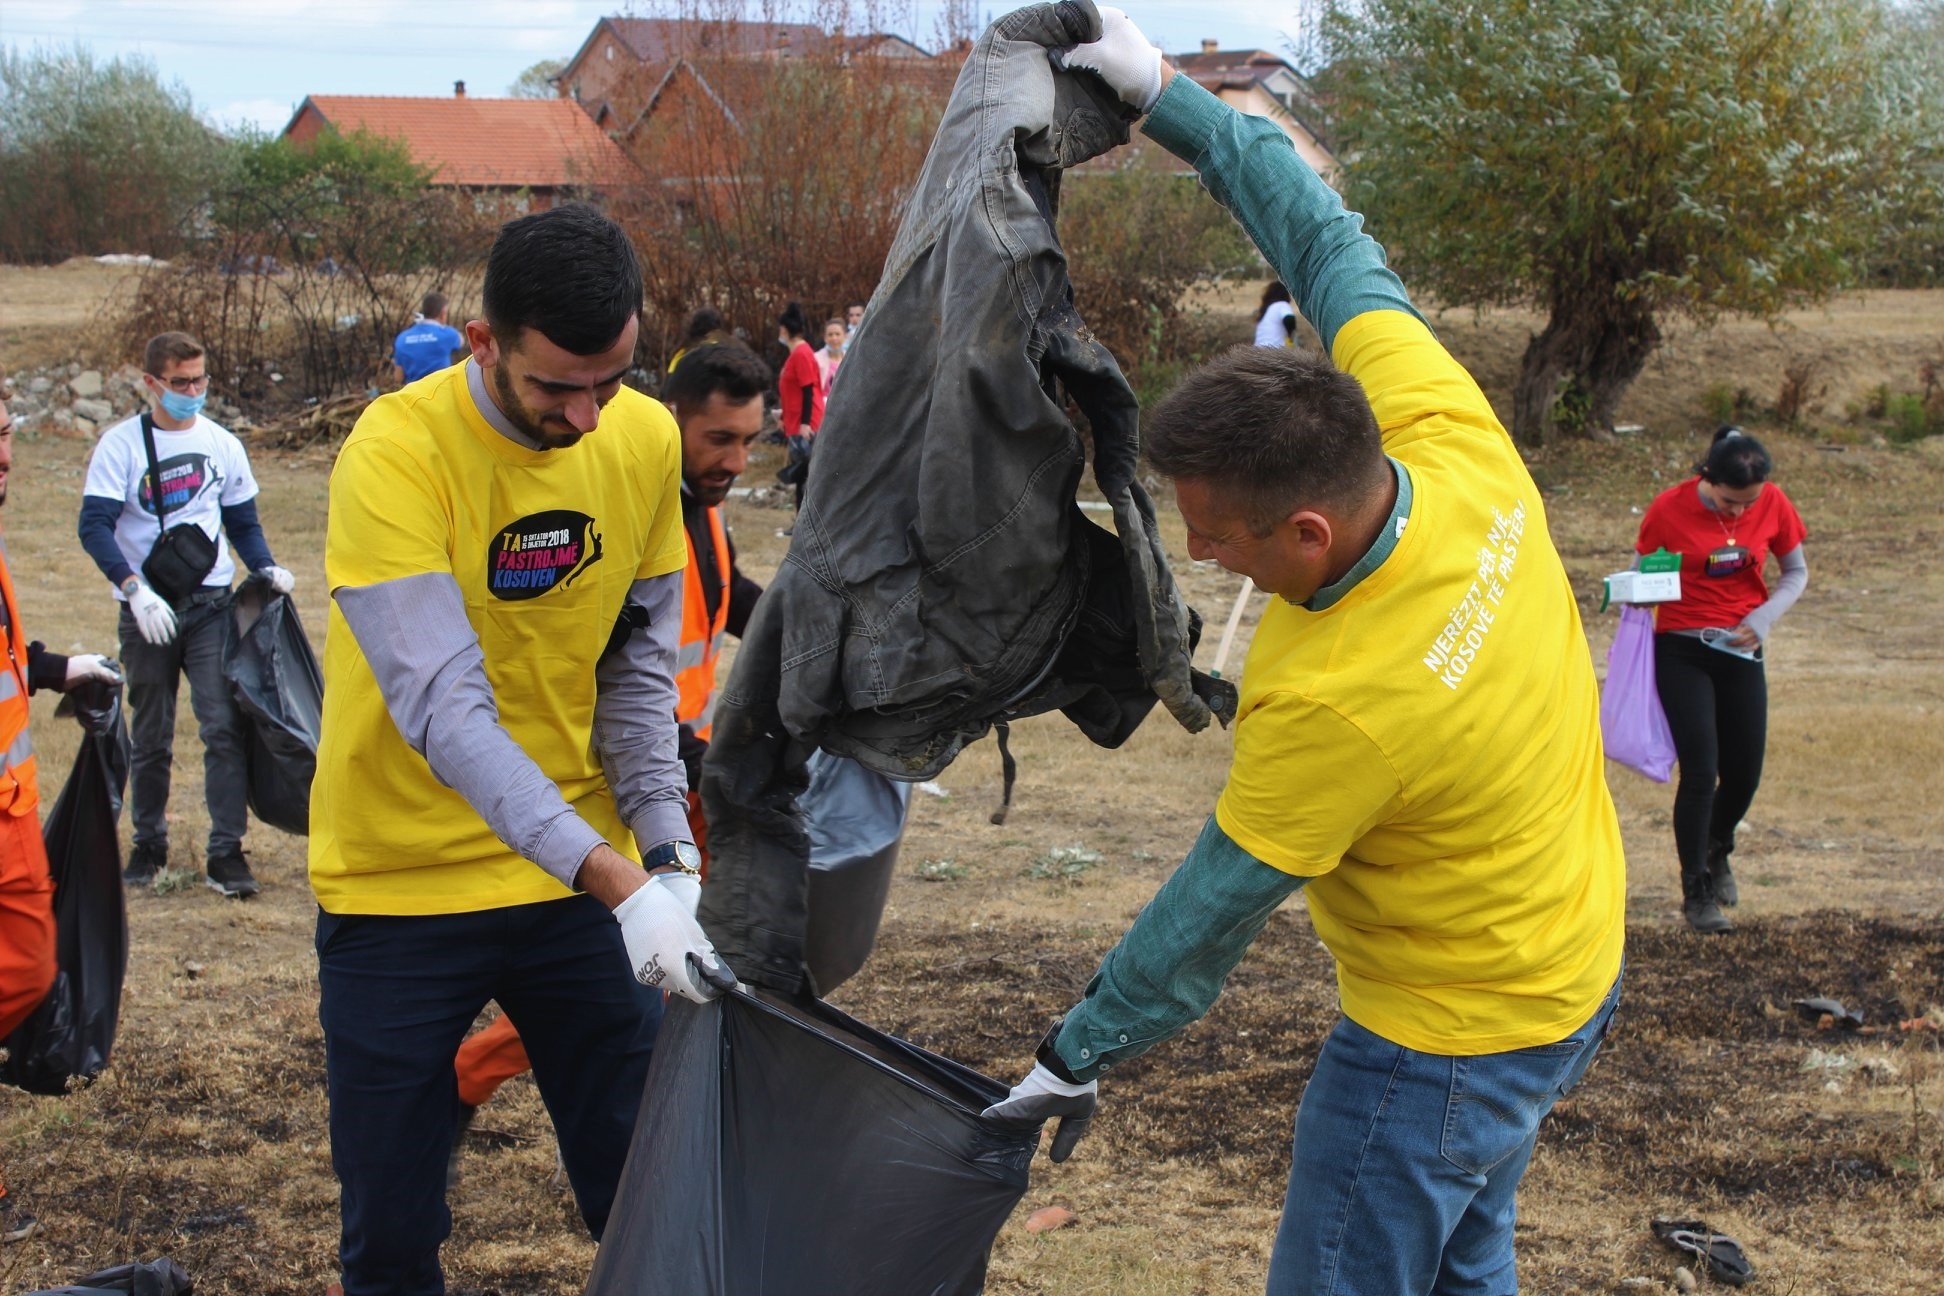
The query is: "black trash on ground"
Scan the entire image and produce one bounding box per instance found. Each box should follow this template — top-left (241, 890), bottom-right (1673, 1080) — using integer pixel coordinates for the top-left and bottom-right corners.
top-left (1, 678), bottom-right (130, 1095)
top-left (24, 1257), bottom-right (194, 1295)
top-left (223, 576), bottom-right (321, 836)
top-left (584, 988), bottom-right (1036, 1296)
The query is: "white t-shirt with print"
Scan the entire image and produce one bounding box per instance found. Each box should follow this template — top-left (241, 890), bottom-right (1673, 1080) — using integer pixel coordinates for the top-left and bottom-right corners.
top-left (83, 413), bottom-right (260, 600)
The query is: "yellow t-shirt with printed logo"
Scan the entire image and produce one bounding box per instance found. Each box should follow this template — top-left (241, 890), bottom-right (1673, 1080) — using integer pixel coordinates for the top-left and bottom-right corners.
top-left (309, 366), bottom-right (688, 916)
top-left (1214, 309), bottom-right (1625, 1055)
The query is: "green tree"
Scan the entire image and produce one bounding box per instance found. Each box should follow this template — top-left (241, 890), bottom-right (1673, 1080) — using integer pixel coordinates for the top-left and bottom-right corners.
top-left (0, 44), bottom-right (228, 262)
top-left (1316, 0), bottom-right (1937, 443)
top-left (508, 58), bottom-right (566, 99)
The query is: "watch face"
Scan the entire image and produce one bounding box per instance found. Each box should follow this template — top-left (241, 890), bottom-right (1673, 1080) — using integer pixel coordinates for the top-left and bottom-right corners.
top-left (674, 841), bottom-right (703, 871)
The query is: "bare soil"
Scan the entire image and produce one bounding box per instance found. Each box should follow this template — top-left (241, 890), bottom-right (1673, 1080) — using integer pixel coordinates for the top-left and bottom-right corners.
top-left (2, 277), bottom-right (1941, 1295)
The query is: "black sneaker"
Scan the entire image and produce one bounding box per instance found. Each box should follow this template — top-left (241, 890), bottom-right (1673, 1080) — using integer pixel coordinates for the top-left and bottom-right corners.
top-left (205, 850), bottom-right (260, 899)
top-left (0, 1193), bottom-right (38, 1244)
top-left (123, 840), bottom-right (167, 886)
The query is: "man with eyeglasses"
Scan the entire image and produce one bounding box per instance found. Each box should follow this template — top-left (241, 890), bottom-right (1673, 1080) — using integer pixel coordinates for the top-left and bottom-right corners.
top-left (78, 331), bottom-right (296, 897)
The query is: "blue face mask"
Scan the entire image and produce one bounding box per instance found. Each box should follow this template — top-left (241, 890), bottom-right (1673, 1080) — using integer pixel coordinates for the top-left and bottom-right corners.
top-left (158, 388), bottom-right (207, 421)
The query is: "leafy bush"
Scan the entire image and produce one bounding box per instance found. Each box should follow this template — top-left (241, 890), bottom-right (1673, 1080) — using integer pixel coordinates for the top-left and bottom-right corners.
top-left (1061, 166), bottom-right (1258, 387)
top-left (0, 45), bottom-right (228, 263)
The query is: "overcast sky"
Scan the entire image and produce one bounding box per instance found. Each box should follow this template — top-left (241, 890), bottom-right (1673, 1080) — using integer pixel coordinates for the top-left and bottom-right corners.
top-left (0, 1), bottom-right (1306, 134)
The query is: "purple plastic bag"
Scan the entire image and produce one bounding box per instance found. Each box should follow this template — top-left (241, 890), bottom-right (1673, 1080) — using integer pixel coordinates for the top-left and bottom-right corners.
top-left (1600, 605), bottom-right (1677, 783)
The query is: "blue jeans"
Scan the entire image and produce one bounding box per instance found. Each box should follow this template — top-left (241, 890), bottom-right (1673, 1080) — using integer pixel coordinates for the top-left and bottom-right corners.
top-left (1268, 974), bottom-right (1621, 1296)
top-left (316, 895), bottom-right (663, 1296)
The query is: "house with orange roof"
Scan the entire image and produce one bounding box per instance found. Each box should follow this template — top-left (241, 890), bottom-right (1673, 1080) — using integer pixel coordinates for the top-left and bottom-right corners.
top-left (283, 82), bottom-right (637, 210)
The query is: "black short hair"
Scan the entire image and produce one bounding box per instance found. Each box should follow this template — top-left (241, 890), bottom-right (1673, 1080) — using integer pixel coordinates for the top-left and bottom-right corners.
top-left (1695, 425), bottom-right (1773, 488)
top-left (419, 290), bottom-right (449, 319)
top-left (1145, 345), bottom-right (1388, 533)
top-left (680, 306), bottom-right (725, 347)
top-left (664, 341), bottom-right (771, 412)
top-left (482, 204), bottom-right (641, 356)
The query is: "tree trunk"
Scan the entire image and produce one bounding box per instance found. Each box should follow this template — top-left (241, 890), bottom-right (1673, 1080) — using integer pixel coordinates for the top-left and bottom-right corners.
top-left (1510, 287), bottom-right (1663, 447)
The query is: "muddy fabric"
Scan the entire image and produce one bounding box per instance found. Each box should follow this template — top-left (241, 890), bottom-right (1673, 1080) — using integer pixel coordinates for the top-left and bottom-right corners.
top-left (699, 0), bottom-right (1235, 993)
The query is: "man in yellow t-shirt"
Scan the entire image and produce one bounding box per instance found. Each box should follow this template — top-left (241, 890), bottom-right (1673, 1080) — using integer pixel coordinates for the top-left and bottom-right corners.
top-left (988, 20), bottom-right (1625, 1295)
top-left (310, 204), bottom-right (733, 1296)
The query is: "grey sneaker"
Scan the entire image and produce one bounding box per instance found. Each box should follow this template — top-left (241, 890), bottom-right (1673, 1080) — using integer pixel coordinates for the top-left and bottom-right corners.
top-left (123, 840), bottom-right (167, 886)
top-left (0, 1194), bottom-right (38, 1244)
top-left (205, 850), bottom-right (260, 899)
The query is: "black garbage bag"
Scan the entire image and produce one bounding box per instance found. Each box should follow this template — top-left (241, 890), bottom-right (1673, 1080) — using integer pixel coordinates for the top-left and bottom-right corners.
top-left (223, 577), bottom-right (321, 836)
top-left (802, 751), bottom-right (911, 994)
top-left (1, 679), bottom-right (131, 1095)
top-left (25, 1257), bottom-right (194, 1296)
top-left (584, 989), bottom-right (1035, 1296)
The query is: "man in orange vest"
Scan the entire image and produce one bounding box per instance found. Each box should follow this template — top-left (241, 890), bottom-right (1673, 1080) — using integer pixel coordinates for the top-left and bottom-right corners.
top-left (448, 342), bottom-right (770, 1139)
top-left (0, 395), bottom-right (122, 1243)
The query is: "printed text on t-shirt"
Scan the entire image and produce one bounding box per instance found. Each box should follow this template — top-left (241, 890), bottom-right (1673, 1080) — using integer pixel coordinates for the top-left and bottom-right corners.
top-left (486, 509), bottom-right (605, 600)
top-left (1422, 502), bottom-right (1525, 691)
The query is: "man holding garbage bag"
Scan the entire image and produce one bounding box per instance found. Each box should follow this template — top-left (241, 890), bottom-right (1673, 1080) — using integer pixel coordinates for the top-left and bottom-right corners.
top-left (1, 393), bottom-right (123, 1243)
top-left (310, 204), bottom-right (733, 1296)
top-left (987, 14), bottom-right (1626, 1295)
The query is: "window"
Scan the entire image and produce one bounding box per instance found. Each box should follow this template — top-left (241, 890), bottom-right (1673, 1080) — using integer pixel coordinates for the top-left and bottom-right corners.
top-left (606, 44), bottom-right (614, 61)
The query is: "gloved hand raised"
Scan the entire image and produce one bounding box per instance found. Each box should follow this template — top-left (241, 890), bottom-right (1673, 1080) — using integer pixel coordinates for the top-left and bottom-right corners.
top-left (613, 873), bottom-right (736, 1004)
top-left (982, 1062), bottom-right (1099, 1162)
top-left (125, 581), bottom-right (178, 646)
top-left (257, 565), bottom-right (296, 595)
top-left (1065, 5), bottom-right (1166, 114)
top-left (63, 654), bottom-right (123, 688)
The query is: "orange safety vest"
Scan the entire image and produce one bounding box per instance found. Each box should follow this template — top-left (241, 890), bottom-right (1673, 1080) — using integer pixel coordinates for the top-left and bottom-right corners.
top-left (676, 504), bottom-right (732, 743)
top-left (0, 543), bottom-right (41, 820)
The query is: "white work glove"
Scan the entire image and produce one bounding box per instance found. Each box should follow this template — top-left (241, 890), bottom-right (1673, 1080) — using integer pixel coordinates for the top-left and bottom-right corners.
top-left (1065, 6), bottom-right (1165, 114)
top-left (612, 874), bottom-right (736, 1004)
top-left (64, 654), bottom-right (123, 688)
top-left (126, 582), bottom-right (178, 645)
top-left (257, 565), bottom-right (296, 595)
top-left (982, 1062), bottom-right (1099, 1162)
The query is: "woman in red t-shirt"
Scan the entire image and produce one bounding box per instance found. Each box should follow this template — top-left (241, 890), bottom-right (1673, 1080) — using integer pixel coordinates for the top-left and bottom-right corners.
top-left (775, 303), bottom-right (824, 440)
top-left (1634, 426), bottom-right (1808, 934)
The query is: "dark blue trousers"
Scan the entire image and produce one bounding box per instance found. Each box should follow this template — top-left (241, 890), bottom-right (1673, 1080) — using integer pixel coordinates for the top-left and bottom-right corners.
top-left (316, 895), bottom-right (663, 1296)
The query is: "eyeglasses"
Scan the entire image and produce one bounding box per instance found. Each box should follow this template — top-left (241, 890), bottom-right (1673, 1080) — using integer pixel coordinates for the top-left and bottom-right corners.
top-left (153, 374), bottom-right (211, 394)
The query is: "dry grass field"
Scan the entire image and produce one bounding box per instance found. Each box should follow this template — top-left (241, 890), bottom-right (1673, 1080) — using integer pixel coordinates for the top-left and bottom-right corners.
top-left (1, 275), bottom-right (1941, 1295)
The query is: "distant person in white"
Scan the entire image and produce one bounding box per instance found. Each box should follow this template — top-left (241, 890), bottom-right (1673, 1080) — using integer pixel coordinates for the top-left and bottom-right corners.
top-left (1255, 280), bottom-right (1300, 349)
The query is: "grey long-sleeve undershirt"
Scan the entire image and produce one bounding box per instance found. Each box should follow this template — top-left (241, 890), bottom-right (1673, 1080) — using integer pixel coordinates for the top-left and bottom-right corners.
top-left (335, 570), bottom-right (691, 889)
top-left (1741, 544), bottom-right (1808, 644)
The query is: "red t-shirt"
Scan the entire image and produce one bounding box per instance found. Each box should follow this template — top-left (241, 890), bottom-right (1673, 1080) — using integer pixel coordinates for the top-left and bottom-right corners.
top-left (777, 340), bottom-right (825, 437)
top-left (1635, 478), bottom-right (1806, 632)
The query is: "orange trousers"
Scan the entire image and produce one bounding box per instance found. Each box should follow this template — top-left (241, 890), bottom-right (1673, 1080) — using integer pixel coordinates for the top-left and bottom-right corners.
top-left (453, 793), bottom-right (706, 1108)
top-left (0, 810), bottom-right (56, 1041)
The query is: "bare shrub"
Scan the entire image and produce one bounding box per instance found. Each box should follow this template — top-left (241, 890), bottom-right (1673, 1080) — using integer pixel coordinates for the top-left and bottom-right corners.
top-left (118, 131), bottom-right (494, 408)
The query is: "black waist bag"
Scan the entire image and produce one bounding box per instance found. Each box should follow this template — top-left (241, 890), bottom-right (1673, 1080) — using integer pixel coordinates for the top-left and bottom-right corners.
top-left (138, 414), bottom-right (218, 604)
top-left (584, 988), bottom-right (1034, 1295)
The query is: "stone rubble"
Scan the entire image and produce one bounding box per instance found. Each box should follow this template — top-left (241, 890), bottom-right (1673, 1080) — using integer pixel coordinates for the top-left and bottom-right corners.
top-left (0, 361), bottom-right (253, 437)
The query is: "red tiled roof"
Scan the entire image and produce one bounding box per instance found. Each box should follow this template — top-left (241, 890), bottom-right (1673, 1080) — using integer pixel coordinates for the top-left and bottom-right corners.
top-left (604, 16), bottom-right (829, 62)
top-left (289, 95), bottom-right (636, 189)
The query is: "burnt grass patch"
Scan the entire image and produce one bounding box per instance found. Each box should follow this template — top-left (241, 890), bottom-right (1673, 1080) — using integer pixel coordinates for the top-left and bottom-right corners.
top-left (839, 909), bottom-right (1944, 1211)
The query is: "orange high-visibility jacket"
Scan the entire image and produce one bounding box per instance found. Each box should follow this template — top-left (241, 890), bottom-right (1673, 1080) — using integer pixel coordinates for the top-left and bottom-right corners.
top-left (0, 546), bottom-right (41, 821)
top-left (676, 504), bottom-right (732, 742)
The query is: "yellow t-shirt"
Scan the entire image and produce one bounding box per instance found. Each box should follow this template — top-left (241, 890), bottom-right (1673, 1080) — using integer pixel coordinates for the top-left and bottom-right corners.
top-left (1214, 309), bottom-right (1625, 1055)
top-left (309, 367), bottom-right (688, 915)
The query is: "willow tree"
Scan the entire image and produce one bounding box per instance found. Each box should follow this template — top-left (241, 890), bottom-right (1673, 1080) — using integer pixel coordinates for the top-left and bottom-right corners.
top-left (1316, 0), bottom-right (1934, 443)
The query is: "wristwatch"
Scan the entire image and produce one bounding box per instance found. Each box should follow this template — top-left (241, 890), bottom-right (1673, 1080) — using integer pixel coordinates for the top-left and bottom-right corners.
top-left (643, 839), bottom-right (702, 877)
top-left (1034, 1016), bottom-right (1084, 1084)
